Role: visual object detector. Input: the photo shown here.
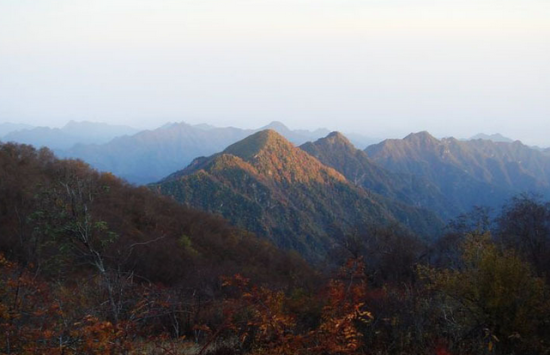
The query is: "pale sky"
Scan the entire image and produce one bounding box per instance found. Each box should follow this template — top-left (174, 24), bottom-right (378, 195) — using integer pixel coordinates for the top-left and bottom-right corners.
top-left (0, 0), bottom-right (549, 145)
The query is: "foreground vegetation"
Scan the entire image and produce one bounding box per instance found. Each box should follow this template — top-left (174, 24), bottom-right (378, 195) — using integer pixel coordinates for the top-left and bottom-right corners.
top-left (1, 142), bottom-right (549, 354)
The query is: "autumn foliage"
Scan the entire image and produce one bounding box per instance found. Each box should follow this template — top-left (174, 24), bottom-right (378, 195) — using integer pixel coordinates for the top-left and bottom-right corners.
top-left (1, 142), bottom-right (550, 354)
top-left (0, 253), bottom-right (133, 354)
top-left (215, 258), bottom-right (371, 355)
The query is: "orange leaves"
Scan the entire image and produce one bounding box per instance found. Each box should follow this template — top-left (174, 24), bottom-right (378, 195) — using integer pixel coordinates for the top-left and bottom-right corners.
top-left (69, 315), bottom-right (132, 355)
top-left (0, 253), bottom-right (63, 354)
top-left (313, 277), bottom-right (370, 354)
top-left (0, 253), bottom-right (137, 354)
top-left (218, 258), bottom-right (371, 355)
top-left (221, 273), bottom-right (250, 288)
top-left (0, 254), bottom-right (11, 267)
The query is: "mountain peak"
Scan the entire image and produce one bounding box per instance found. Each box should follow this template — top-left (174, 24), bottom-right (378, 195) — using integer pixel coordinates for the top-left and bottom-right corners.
top-left (404, 131), bottom-right (439, 144)
top-left (325, 131), bottom-right (353, 144)
top-left (223, 129), bottom-right (292, 160)
top-left (63, 120), bottom-right (78, 127)
top-left (304, 132), bottom-right (356, 153)
top-left (262, 121), bottom-right (290, 132)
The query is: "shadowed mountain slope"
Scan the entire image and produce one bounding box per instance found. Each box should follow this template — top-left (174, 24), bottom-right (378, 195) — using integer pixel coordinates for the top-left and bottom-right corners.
top-left (301, 132), bottom-right (458, 220)
top-left (366, 132), bottom-right (550, 212)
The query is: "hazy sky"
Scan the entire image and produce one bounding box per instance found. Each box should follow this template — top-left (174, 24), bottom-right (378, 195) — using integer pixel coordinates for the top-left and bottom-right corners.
top-left (1, 0), bottom-right (549, 145)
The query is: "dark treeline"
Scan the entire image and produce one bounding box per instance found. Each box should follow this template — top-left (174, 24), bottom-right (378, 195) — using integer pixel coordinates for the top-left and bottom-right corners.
top-left (1, 142), bottom-right (549, 354)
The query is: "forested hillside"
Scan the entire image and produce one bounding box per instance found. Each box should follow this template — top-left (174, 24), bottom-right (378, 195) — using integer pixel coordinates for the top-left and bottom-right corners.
top-left (0, 142), bottom-right (313, 284)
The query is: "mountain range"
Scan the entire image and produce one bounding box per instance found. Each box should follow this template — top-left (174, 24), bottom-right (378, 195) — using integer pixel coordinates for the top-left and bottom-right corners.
top-left (366, 131), bottom-right (550, 213)
top-left (152, 130), bottom-right (443, 260)
top-left (150, 129), bottom-right (550, 260)
top-left (60, 121), bottom-right (363, 184)
top-left (1, 120), bottom-right (376, 185)
top-left (468, 133), bottom-right (514, 143)
top-left (3, 121), bottom-right (139, 150)
top-left (4, 118), bottom-right (550, 227)
top-left (0, 122), bottom-right (34, 137)
top-left (300, 132), bottom-right (459, 220)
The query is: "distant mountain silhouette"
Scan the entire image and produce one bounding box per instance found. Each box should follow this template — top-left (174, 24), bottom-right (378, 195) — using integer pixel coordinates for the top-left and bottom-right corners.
top-left (4, 121), bottom-right (139, 150)
top-left (260, 121), bottom-right (378, 149)
top-left (366, 131), bottom-right (550, 212)
top-left (469, 133), bottom-right (514, 143)
top-left (153, 130), bottom-right (443, 259)
top-left (0, 122), bottom-right (34, 138)
top-left (62, 121), bottom-right (331, 184)
top-left (260, 121), bottom-right (331, 144)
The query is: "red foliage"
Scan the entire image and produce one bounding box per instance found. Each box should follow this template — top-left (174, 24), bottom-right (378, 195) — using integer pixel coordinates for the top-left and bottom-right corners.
top-left (204, 258), bottom-right (372, 355)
